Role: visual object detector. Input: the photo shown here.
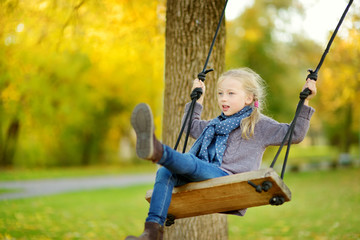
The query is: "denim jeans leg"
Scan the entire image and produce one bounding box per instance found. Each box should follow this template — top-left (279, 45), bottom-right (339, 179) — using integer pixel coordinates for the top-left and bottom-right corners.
top-left (159, 145), bottom-right (229, 181)
top-left (146, 145), bottom-right (229, 226)
top-left (146, 167), bottom-right (187, 225)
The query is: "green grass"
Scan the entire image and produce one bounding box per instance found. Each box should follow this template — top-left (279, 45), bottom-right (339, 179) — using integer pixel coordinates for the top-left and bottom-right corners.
top-left (0, 162), bottom-right (157, 181)
top-left (0, 188), bottom-right (21, 194)
top-left (0, 168), bottom-right (359, 240)
top-left (0, 184), bottom-right (153, 240)
top-left (228, 168), bottom-right (360, 240)
top-left (262, 145), bottom-right (340, 165)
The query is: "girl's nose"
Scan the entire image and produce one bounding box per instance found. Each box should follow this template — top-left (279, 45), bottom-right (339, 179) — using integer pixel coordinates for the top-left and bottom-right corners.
top-left (220, 96), bottom-right (227, 102)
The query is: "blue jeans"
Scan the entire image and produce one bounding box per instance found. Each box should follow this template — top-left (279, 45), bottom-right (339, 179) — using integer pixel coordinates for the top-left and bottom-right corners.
top-left (146, 145), bottom-right (229, 225)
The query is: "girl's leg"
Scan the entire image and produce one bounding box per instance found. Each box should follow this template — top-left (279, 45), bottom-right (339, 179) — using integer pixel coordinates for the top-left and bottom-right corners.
top-left (145, 145), bottom-right (228, 225)
top-left (146, 167), bottom-right (187, 225)
top-left (159, 144), bottom-right (229, 182)
top-left (131, 103), bottom-right (228, 227)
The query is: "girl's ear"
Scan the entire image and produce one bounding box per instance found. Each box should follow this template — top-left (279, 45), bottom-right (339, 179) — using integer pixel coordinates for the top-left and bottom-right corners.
top-left (245, 94), bottom-right (253, 105)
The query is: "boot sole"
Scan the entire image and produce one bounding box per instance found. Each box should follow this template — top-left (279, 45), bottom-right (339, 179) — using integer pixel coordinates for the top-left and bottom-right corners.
top-left (131, 103), bottom-right (154, 159)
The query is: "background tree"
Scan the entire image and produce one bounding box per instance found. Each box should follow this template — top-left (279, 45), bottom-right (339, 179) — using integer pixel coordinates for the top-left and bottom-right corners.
top-left (0, 0), bottom-right (165, 167)
top-left (1, 0), bottom-right (358, 169)
top-left (317, 6), bottom-right (360, 156)
top-left (162, 0), bottom-right (227, 239)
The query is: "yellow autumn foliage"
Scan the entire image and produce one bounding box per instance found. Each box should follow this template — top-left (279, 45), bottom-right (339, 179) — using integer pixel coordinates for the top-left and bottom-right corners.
top-left (318, 27), bottom-right (360, 148)
top-left (0, 0), bottom-right (165, 166)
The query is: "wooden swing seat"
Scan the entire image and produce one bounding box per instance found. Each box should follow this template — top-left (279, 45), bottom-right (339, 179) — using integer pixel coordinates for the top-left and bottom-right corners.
top-left (145, 168), bottom-right (291, 220)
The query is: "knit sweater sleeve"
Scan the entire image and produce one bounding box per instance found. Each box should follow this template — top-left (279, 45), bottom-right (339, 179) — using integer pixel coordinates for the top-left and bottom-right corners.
top-left (181, 102), bottom-right (210, 139)
top-left (260, 105), bottom-right (315, 147)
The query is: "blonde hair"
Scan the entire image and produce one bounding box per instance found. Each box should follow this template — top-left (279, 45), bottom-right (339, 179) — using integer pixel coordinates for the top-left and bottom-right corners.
top-left (217, 67), bottom-right (266, 139)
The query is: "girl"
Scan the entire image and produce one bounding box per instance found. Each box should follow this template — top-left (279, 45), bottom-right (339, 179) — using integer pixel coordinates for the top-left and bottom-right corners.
top-left (126, 68), bottom-right (317, 240)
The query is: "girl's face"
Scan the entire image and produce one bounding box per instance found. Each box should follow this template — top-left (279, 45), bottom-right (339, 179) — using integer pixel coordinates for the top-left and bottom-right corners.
top-left (217, 77), bottom-right (253, 116)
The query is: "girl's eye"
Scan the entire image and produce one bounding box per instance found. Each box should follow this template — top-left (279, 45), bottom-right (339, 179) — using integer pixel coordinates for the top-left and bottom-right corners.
top-left (218, 92), bottom-right (223, 96)
top-left (229, 92), bottom-right (234, 95)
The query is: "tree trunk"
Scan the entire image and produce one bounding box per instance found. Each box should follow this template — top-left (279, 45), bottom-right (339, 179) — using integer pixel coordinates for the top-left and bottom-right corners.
top-left (163, 0), bottom-right (227, 239)
top-left (0, 119), bottom-right (20, 166)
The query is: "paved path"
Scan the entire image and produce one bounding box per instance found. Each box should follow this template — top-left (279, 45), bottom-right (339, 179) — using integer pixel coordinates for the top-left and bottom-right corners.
top-left (0, 174), bottom-right (155, 200)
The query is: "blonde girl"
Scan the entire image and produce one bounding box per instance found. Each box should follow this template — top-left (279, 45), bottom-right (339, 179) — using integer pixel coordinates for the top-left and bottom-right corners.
top-left (126, 67), bottom-right (316, 240)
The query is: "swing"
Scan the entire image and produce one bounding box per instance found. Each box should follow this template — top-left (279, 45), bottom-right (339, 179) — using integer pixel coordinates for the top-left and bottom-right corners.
top-left (146, 168), bottom-right (290, 220)
top-left (145, 0), bottom-right (353, 226)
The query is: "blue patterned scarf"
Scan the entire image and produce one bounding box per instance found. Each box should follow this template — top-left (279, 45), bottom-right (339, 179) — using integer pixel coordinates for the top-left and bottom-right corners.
top-left (189, 106), bottom-right (253, 166)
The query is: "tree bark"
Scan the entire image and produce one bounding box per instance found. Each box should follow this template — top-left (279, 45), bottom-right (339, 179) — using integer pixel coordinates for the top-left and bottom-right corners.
top-left (163, 0), bottom-right (227, 239)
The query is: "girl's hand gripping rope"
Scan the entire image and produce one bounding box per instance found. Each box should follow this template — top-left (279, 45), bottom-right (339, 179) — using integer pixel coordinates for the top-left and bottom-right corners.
top-left (302, 78), bottom-right (317, 106)
top-left (191, 79), bottom-right (206, 105)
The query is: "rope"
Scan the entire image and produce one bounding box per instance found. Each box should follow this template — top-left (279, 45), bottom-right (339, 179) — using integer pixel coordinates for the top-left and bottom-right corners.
top-left (174, 0), bottom-right (228, 152)
top-left (200, 0), bottom-right (229, 79)
top-left (270, 89), bottom-right (310, 178)
top-left (173, 88), bottom-right (202, 152)
top-left (307, 0), bottom-right (353, 81)
top-left (271, 0), bottom-right (353, 179)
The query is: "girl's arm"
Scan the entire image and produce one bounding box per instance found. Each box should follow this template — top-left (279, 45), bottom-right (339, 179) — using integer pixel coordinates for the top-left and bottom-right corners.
top-left (181, 79), bottom-right (209, 139)
top-left (261, 79), bottom-right (317, 146)
top-left (260, 106), bottom-right (315, 147)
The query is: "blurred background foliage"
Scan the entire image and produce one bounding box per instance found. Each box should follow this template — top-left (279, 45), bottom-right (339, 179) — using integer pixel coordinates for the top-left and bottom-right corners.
top-left (0, 0), bottom-right (359, 168)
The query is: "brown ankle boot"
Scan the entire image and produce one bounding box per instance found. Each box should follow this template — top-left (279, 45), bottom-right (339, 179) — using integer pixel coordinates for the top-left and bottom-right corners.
top-left (125, 222), bottom-right (164, 240)
top-left (131, 103), bottom-right (163, 163)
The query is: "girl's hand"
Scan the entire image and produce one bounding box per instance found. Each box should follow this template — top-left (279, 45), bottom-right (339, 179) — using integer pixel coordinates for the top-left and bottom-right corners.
top-left (192, 78), bottom-right (205, 105)
top-left (303, 78), bottom-right (317, 105)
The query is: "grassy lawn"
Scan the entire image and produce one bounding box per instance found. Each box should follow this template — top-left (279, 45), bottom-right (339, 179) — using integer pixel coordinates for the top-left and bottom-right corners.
top-left (228, 168), bottom-right (360, 240)
top-left (0, 168), bottom-right (359, 240)
top-left (0, 184), bottom-right (152, 240)
top-left (0, 188), bottom-right (21, 194)
top-left (0, 162), bottom-right (157, 181)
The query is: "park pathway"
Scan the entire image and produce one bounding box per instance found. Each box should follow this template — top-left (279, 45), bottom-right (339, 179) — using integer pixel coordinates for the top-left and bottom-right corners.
top-left (0, 173), bottom-right (155, 200)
